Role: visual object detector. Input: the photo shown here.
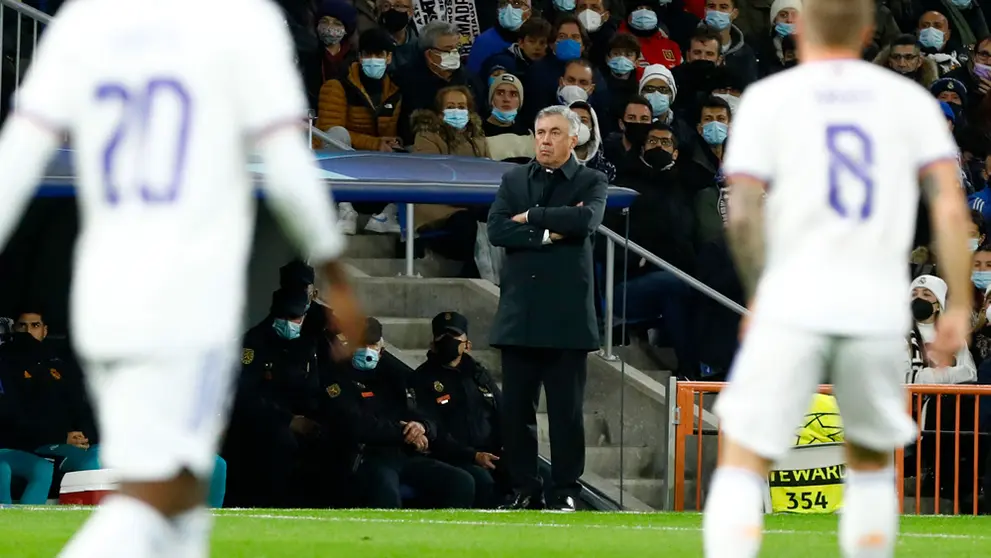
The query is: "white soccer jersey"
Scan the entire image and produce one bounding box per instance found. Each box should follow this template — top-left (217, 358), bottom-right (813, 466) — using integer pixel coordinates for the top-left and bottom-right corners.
top-left (723, 60), bottom-right (958, 336)
top-left (12, 0), bottom-right (343, 358)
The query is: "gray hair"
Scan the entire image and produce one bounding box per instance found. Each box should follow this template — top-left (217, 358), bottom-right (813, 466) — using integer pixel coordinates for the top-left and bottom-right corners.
top-left (535, 105), bottom-right (582, 137)
top-left (419, 21), bottom-right (460, 51)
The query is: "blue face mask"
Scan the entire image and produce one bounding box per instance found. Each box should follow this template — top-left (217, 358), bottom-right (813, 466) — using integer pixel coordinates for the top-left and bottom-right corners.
top-left (553, 0), bottom-right (575, 10)
top-left (774, 22), bottom-right (794, 37)
top-left (951, 0), bottom-right (972, 7)
top-left (701, 121), bottom-right (729, 145)
top-left (554, 38), bottom-right (582, 61)
top-left (360, 57), bottom-right (387, 79)
top-left (645, 92), bottom-right (670, 116)
top-left (352, 347), bottom-right (380, 370)
top-left (491, 108), bottom-right (518, 123)
top-left (705, 9), bottom-right (732, 30)
top-left (273, 319), bottom-right (301, 341)
top-left (443, 108), bottom-right (470, 129)
top-left (919, 27), bottom-right (944, 49)
top-left (630, 8), bottom-right (658, 31)
top-left (974, 271), bottom-right (991, 290)
top-left (607, 56), bottom-right (636, 74)
top-left (498, 5), bottom-right (525, 30)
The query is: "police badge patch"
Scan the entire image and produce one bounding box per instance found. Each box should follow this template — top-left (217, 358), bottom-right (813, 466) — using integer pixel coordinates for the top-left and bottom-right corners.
top-left (326, 384), bottom-right (341, 398)
top-left (241, 348), bottom-right (254, 365)
top-left (434, 381), bottom-right (444, 392)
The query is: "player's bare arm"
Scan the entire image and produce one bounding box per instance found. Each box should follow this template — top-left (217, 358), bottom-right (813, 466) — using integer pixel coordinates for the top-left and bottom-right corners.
top-left (725, 176), bottom-right (767, 301)
top-left (0, 116), bottom-right (62, 251)
top-left (922, 160), bottom-right (972, 355)
top-left (321, 260), bottom-right (366, 353)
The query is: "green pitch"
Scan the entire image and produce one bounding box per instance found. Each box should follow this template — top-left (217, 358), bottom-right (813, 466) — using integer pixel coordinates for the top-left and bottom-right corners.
top-left (2, 508), bottom-right (990, 557)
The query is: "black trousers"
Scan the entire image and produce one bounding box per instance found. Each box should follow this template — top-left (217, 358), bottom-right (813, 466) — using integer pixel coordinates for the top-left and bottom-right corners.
top-left (456, 462), bottom-right (513, 508)
top-left (355, 454), bottom-right (476, 509)
top-left (500, 346), bottom-right (588, 498)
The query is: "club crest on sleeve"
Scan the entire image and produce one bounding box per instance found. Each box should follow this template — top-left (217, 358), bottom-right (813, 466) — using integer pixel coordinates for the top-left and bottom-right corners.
top-left (434, 381), bottom-right (444, 392)
top-left (49, 369), bottom-right (61, 380)
top-left (241, 348), bottom-right (254, 365)
top-left (326, 384), bottom-right (341, 398)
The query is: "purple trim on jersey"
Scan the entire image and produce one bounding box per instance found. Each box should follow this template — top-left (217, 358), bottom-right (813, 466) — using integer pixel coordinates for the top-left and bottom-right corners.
top-left (249, 116), bottom-right (307, 142)
top-left (14, 109), bottom-right (65, 136)
top-left (918, 155), bottom-right (959, 174)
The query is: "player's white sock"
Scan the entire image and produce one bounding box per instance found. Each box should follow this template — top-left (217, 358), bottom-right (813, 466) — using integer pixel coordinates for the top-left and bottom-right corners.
top-left (171, 506), bottom-right (213, 558)
top-left (58, 495), bottom-right (172, 558)
top-left (839, 467), bottom-right (898, 558)
top-left (702, 467), bottom-right (765, 558)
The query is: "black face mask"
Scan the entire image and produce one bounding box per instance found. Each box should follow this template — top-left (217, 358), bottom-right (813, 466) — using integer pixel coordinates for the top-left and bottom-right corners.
top-left (911, 297), bottom-right (936, 322)
top-left (624, 122), bottom-right (651, 146)
top-left (643, 147), bottom-right (674, 171)
top-left (379, 10), bottom-right (410, 34)
top-left (433, 335), bottom-right (462, 364)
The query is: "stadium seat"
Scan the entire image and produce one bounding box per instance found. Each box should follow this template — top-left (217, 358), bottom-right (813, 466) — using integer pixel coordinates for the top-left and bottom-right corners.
top-left (762, 443), bottom-right (846, 513)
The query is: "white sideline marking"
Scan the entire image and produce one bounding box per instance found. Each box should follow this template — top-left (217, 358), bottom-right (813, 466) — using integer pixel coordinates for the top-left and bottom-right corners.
top-left (9, 507), bottom-right (986, 541)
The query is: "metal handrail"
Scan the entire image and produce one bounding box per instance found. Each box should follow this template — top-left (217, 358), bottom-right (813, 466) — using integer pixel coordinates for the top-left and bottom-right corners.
top-left (0, 0), bottom-right (51, 23)
top-left (1, 0), bottom-right (52, 113)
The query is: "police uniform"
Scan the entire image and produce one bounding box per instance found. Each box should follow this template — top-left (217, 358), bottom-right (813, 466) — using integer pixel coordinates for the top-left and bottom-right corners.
top-left (413, 312), bottom-right (509, 508)
top-left (224, 287), bottom-right (323, 508)
top-left (320, 318), bottom-right (475, 509)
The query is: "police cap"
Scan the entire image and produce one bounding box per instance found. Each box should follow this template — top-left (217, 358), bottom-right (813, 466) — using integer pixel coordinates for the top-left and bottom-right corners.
top-left (431, 311), bottom-right (468, 337)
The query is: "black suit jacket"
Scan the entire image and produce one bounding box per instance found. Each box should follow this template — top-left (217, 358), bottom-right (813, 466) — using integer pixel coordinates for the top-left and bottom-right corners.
top-left (487, 156), bottom-right (608, 351)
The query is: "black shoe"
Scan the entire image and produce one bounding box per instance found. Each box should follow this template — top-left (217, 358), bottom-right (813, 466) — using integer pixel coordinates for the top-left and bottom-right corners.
top-left (550, 495), bottom-right (576, 512)
top-left (499, 491), bottom-right (545, 510)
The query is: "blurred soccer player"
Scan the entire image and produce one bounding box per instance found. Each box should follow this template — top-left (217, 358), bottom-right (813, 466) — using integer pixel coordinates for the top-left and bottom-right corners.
top-left (702, 1), bottom-right (972, 557)
top-left (0, 0), bottom-right (365, 556)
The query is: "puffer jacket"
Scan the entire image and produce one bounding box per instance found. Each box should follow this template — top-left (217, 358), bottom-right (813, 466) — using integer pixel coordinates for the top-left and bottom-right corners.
top-left (872, 46), bottom-right (940, 89)
top-left (410, 109), bottom-right (490, 228)
top-left (316, 62), bottom-right (402, 151)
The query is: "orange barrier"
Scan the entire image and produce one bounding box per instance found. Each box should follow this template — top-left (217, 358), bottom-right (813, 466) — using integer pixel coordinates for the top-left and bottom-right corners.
top-left (671, 381), bottom-right (991, 514)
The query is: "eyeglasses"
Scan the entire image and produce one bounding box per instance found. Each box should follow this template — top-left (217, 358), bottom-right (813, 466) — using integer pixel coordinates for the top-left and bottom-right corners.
top-left (975, 50), bottom-right (991, 61)
top-left (641, 85), bottom-right (672, 95)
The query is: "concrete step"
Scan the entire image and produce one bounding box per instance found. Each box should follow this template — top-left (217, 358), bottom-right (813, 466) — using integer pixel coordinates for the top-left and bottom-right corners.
top-left (378, 317), bottom-right (434, 351)
top-left (541, 443), bottom-right (654, 478)
top-left (536, 412), bottom-right (610, 446)
top-left (343, 234), bottom-right (398, 259)
top-left (345, 257), bottom-right (461, 278)
top-left (606, 478), bottom-right (667, 509)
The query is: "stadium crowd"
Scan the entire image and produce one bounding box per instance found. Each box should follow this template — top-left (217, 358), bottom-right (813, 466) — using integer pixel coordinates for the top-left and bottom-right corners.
top-left (5, 0), bottom-right (991, 509)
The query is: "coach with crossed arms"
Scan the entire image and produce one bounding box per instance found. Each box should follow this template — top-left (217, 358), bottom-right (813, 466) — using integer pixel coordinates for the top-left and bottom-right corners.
top-left (487, 105), bottom-right (608, 511)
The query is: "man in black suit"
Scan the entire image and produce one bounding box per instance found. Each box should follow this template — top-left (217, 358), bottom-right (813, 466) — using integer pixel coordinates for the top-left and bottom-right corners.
top-left (486, 105), bottom-right (608, 511)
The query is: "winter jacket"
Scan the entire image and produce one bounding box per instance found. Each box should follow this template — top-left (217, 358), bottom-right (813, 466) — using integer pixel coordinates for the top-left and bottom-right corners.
top-left (411, 109), bottom-right (491, 228)
top-left (316, 63), bottom-right (403, 151)
top-left (468, 26), bottom-right (516, 75)
top-left (872, 46), bottom-right (940, 89)
top-left (719, 24), bottom-right (760, 86)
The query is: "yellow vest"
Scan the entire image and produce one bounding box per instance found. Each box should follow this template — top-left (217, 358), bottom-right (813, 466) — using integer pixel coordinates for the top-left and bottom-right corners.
top-left (769, 394), bottom-right (846, 513)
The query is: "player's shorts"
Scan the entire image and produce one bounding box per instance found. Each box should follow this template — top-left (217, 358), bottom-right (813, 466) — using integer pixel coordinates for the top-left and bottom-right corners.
top-left (715, 321), bottom-right (917, 461)
top-left (83, 346), bottom-right (237, 482)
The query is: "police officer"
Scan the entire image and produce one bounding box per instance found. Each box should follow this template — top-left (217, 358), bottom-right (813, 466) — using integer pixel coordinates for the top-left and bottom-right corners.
top-left (412, 312), bottom-right (508, 508)
top-left (225, 287), bottom-right (323, 507)
top-left (321, 317), bottom-right (475, 509)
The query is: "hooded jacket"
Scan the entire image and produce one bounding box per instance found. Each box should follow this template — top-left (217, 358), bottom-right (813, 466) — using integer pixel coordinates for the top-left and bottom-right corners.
top-left (872, 46), bottom-right (940, 89)
top-left (719, 24), bottom-right (759, 86)
top-left (569, 101), bottom-right (617, 183)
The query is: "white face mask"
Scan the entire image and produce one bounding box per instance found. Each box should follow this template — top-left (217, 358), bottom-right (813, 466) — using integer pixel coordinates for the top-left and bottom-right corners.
top-left (577, 122), bottom-right (591, 145)
top-left (437, 50), bottom-right (461, 70)
top-left (558, 84), bottom-right (589, 104)
top-left (577, 9), bottom-right (603, 32)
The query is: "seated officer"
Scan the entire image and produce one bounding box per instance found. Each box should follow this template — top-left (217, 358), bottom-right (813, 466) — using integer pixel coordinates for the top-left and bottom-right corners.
top-left (225, 288), bottom-right (323, 508)
top-left (413, 312), bottom-right (508, 508)
top-left (321, 317), bottom-right (475, 509)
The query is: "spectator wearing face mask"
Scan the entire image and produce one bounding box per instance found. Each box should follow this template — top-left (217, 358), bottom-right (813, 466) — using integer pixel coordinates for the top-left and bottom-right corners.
top-left (681, 96), bottom-right (731, 243)
top-left (395, 22), bottom-right (483, 144)
top-left (920, 0), bottom-right (990, 58)
top-left (700, 0), bottom-right (758, 85)
top-left (969, 270), bottom-right (991, 365)
top-left (971, 240), bottom-right (991, 316)
top-left (481, 17), bottom-right (551, 78)
top-left (603, 95), bottom-right (653, 175)
top-left (607, 121), bottom-right (697, 375)
top-left (602, 33), bottom-right (644, 119)
top-left (315, 0), bottom-right (359, 83)
top-left (932, 77), bottom-right (970, 126)
top-left (486, 74), bottom-right (536, 163)
top-left (671, 28), bottom-right (723, 115)
top-left (576, 0), bottom-right (620, 66)
top-left (639, 64), bottom-right (696, 147)
top-left (373, 0), bottom-right (419, 70)
top-left (655, 0), bottom-right (702, 52)
top-left (225, 288), bottom-right (323, 508)
top-left (569, 100), bottom-right (617, 181)
top-left (468, 0), bottom-right (534, 75)
top-left (412, 312), bottom-right (508, 508)
top-left (617, 0), bottom-right (684, 70)
top-left (916, 10), bottom-right (971, 76)
top-left (875, 34), bottom-right (940, 88)
top-left (320, 317), bottom-right (477, 509)
top-left (522, 15), bottom-right (610, 125)
top-left (946, 36), bottom-right (991, 109)
top-left (754, 0), bottom-right (800, 78)
top-left (908, 275), bottom-right (978, 384)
